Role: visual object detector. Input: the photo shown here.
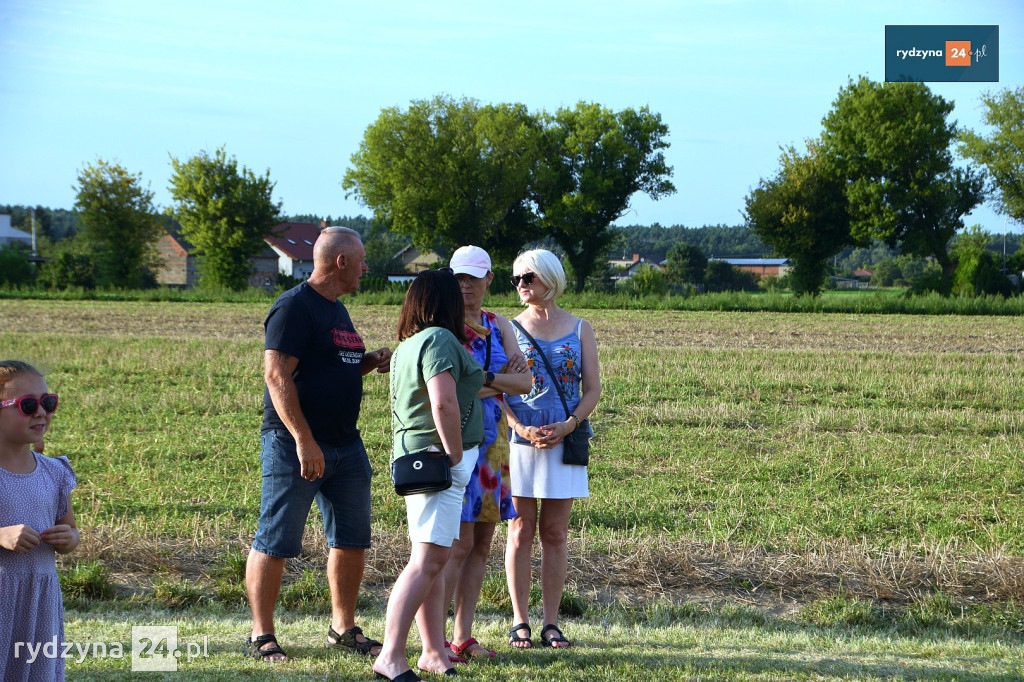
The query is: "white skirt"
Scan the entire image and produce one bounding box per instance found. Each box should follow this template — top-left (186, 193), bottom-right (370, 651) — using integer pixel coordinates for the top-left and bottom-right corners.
top-left (404, 447), bottom-right (477, 546)
top-left (509, 442), bottom-right (589, 500)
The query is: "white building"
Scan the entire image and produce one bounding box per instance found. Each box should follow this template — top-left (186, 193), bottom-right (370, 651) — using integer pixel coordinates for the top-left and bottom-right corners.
top-left (0, 214), bottom-right (33, 249)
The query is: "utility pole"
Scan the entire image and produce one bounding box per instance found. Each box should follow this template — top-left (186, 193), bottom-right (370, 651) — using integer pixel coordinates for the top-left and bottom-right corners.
top-left (30, 208), bottom-right (37, 256)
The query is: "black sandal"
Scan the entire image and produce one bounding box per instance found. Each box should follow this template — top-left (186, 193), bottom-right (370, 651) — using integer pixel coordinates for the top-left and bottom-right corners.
top-left (539, 623), bottom-right (571, 648)
top-left (244, 633), bottom-right (287, 661)
top-left (508, 622), bottom-right (533, 649)
top-left (327, 625), bottom-right (382, 656)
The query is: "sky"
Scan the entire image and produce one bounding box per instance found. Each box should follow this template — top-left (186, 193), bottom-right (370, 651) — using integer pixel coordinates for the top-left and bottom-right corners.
top-left (1, 0), bottom-right (1022, 234)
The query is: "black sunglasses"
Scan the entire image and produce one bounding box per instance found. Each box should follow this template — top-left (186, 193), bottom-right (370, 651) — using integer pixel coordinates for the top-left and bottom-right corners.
top-left (1, 394), bottom-right (59, 416)
top-left (510, 272), bottom-right (537, 287)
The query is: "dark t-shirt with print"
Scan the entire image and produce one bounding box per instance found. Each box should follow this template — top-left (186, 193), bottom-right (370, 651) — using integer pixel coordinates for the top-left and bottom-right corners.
top-left (261, 281), bottom-right (366, 446)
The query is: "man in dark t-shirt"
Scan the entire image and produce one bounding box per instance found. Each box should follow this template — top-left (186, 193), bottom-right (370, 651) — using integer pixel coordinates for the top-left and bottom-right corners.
top-left (245, 227), bottom-right (392, 663)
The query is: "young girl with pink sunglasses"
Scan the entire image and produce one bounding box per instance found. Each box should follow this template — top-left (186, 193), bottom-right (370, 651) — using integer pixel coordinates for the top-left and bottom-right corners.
top-left (0, 360), bottom-right (78, 681)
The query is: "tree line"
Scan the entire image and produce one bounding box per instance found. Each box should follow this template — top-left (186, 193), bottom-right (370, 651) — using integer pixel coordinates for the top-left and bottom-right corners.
top-left (2, 84), bottom-right (1021, 295)
top-left (744, 79), bottom-right (1023, 296)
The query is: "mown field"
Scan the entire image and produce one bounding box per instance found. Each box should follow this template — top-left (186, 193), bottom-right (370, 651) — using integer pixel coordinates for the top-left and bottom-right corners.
top-left (1, 299), bottom-right (1022, 680)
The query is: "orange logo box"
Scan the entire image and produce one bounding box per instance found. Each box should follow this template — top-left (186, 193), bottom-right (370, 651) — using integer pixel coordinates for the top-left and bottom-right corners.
top-left (946, 41), bottom-right (971, 66)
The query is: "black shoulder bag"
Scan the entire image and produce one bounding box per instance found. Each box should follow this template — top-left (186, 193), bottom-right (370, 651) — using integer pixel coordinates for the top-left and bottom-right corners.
top-left (391, 393), bottom-right (474, 497)
top-left (511, 320), bottom-right (591, 466)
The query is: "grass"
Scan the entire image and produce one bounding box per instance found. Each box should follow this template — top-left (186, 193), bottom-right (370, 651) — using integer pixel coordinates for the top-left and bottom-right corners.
top-left (1, 299), bottom-right (1022, 679)
top-left (4, 282), bottom-right (1024, 315)
top-left (59, 602), bottom-right (1024, 680)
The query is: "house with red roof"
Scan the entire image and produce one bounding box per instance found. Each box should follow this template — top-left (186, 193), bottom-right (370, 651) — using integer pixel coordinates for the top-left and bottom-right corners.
top-left (264, 221), bottom-right (322, 280)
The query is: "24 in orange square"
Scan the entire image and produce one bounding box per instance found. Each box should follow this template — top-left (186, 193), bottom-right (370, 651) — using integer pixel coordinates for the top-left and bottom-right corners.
top-left (946, 41), bottom-right (971, 66)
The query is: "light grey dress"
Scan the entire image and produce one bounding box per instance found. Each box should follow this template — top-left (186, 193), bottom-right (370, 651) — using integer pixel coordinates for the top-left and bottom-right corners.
top-left (0, 453), bottom-right (76, 682)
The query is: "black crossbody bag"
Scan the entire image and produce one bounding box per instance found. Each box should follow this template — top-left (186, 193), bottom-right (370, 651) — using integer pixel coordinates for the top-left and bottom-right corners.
top-left (391, 393), bottom-right (474, 496)
top-left (511, 320), bottom-right (591, 466)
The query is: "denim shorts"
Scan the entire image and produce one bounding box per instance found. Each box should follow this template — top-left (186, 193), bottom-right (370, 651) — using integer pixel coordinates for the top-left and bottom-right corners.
top-left (252, 429), bottom-right (373, 558)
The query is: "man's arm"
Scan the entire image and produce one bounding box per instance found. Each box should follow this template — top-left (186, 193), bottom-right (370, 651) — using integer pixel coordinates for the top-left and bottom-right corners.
top-left (264, 349), bottom-right (324, 481)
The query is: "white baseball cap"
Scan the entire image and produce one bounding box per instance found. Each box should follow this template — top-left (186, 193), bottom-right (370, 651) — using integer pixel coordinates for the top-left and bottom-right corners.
top-left (449, 245), bottom-right (491, 278)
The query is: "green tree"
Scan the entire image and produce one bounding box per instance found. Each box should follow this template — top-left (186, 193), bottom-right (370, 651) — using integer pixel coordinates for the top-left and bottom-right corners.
top-left (0, 243), bottom-right (33, 285)
top-left (533, 102), bottom-right (675, 292)
top-left (950, 225), bottom-right (1015, 296)
top-left (168, 147), bottom-right (282, 290)
top-left (869, 259), bottom-right (902, 287)
top-left (664, 243), bottom-right (707, 285)
top-left (343, 95), bottom-right (540, 263)
top-left (74, 159), bottom-right (161, 288)
top-left (620, 263), bottom-right (667, 296)
top-left (958, 86), bottom-right (1024, 225)
top-left (744, 142), bottom-right (853, 295)
top-left (38, 251), bottom-right (96, 289)
top-left (821, 77), bottom-right (985, 286)
top-left (363, 222), bottom-right (407, 279)
top-left (704, 261), bottom-right (759, 292)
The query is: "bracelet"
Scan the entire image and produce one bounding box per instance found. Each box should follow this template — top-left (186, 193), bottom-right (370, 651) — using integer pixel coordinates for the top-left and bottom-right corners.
top-left (569, 414), bottom-right (581, 429)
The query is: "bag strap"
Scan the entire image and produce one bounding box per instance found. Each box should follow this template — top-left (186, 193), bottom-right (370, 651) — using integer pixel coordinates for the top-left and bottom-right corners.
top-left (511, 319), bottom-right (573, 420)
top-left (484, 323), bottom-right (493, 371)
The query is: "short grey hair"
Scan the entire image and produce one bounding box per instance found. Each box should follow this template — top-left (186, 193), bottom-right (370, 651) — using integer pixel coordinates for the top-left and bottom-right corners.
top-left (513, 249), bottom-right (566, 301)
top-left (314, 226), bottom-right (362, 267)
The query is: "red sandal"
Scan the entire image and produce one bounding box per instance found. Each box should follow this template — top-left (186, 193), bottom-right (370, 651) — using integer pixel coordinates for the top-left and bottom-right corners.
top-left (451, 637), bottom-right (496, 659)
top-left (444, 641), bottom-right (467, 664)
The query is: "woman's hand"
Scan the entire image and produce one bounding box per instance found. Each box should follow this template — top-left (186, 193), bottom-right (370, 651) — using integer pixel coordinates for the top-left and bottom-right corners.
top-left (0, 524), bottom-right (42, 553)
top-left (505, 353), bottom-right (529, 374)
top-left (446, 452), bottom-right (462, 467)
top-left (41, 524), bottom-right (80, 554)
top-left (520, 420), bottom-right (573, 449)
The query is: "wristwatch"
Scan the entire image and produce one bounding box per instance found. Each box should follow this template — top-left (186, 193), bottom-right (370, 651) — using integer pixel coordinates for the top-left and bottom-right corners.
top-left (484, 371), bottom-right (495, 386)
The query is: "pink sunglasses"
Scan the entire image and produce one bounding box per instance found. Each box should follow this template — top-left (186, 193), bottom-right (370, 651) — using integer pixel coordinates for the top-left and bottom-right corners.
top-left (0, 394), bottom-right (59, 416)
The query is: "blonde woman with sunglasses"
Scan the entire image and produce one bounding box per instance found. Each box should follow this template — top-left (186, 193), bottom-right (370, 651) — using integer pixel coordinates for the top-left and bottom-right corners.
top-left (503, 250), bottom-right (601, 650)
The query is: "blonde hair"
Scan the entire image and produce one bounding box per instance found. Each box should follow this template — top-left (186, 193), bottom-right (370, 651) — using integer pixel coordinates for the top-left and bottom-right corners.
top-left (513, 249), bottom-right (566, 301)
top-left (0, 360), bottom-right (42, 397)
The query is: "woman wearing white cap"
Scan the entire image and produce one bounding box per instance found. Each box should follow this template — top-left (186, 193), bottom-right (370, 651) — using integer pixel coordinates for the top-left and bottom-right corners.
top-left (441, 245), bottom-right (532, 661)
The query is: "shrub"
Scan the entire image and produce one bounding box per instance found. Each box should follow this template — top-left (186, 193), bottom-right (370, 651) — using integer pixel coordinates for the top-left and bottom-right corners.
top-left (152, 576), bottom-right (203, 609)
top-left (619, 264), bottom-right (667, 296)
top-left (60, 560), bottom-right (115, 600)
top-left (0, 244), bottom-right (33, 285)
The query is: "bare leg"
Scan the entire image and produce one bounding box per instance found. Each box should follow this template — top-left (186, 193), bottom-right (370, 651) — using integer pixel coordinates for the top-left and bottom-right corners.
top-left (245, 548), bottom-right (287, 661)
top-left (505, 496), bottom-right (537, 647)
top-left (373, 542), bottom-right (450, 679)
top-left (442, 521), bottom-right (475, 660)
top-left (453, 521), bottom-right (496, 652)
top-left (538, 498), bottom-right (573, 646)
top-left (444, 522), bottom-right (475, 619)
top-left (326, 547), bottom-right (380, 655)
top-left (415, 561), bottom-right (453, 674)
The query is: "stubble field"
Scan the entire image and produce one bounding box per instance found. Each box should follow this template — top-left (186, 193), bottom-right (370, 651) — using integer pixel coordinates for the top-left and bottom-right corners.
top-left (1, 299), bottom-right (1022, 680)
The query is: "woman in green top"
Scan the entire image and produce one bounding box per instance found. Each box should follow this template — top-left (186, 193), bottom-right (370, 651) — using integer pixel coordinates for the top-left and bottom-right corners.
top-left (373, 269), bottom-right (484, 682)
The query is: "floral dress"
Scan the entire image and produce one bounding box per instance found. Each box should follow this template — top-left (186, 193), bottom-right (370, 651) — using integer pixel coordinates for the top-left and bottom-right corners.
top-left (461, 312), bottom-right (517, 522)
top-left (506, 320), bottom-right (590, 499)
